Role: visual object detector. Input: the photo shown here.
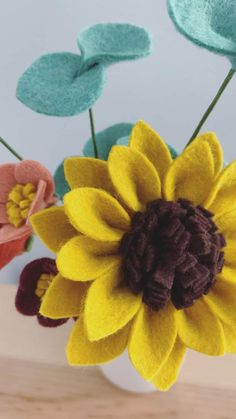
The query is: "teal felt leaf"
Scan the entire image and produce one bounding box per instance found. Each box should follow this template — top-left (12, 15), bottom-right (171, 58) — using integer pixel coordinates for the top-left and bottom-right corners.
top-left (16, 53), bottom-right (105, 116)
top-left (83, 123), bottom-right (134, 159)
top-left (54, 160), bottom-right (70, 199)
top-left (116, 136), bottom-right (178, 159)
top-left (78, 23), bottom-right (152, 69)
top-left (168, 0), bottom-right (236, 66)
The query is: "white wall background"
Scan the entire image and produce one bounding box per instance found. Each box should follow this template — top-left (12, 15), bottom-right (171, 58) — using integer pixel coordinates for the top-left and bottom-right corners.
top-left (1, 0), bottom-right (236, 283)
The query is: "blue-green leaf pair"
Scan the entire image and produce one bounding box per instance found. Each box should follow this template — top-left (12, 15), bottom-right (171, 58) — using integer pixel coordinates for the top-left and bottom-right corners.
top-left (168, 0), bottom-right (236, 68)
top-left (16, 24), bottom-right (152, 117)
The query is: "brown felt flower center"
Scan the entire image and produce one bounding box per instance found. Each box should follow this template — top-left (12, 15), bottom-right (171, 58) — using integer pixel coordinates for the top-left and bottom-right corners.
top-left (120, 199), bottom-right (226, 311)
top-left (6, 183), bottom-right (36, 228)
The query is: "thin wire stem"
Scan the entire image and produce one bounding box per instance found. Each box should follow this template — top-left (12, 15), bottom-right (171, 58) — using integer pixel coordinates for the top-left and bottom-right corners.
top-left (89, 108), bottom-right (98, 158)
top-left (186, 68), bottom-right (235, 148)
top-left (0, 137), bottom-right (23, 160)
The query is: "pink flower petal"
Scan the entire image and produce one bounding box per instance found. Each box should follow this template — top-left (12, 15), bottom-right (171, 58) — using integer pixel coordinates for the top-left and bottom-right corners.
top-left (27, 179), bottom-right (47, 222)
top-left (15, 160), bottom-right (55, 202)
top-left (0, 203), bottom-right (8, 224)
top-left (0, 224), bottom-right (31, 244)
top-left (0, 234), bottom-right (30, 269)
top-left (0, 163), bottom-right (16, 203)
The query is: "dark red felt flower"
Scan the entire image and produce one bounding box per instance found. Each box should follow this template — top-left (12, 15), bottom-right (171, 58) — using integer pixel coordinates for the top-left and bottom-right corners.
top-left (15, 258), bottom-right (67, 327)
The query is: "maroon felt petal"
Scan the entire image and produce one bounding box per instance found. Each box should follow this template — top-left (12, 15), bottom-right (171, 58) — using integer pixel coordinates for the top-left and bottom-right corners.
top-left (15, 287), bottom-right (40, 316)
top-left (37, 314), bottom-right (68, 328)
top-left (15, 258), bottom-right (57, 316)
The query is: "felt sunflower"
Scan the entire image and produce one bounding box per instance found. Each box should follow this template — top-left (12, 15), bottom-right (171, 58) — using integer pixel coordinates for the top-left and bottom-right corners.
top-left (31, 121), bottom-right (236, 391)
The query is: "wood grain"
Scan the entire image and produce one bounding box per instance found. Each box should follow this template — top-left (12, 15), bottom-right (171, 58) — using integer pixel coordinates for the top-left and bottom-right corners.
top-left (0, 357), bottom-right (235, 419)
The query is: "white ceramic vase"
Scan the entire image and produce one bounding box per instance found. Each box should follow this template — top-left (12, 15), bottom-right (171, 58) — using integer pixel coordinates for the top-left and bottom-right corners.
top-left (100, 351), bottom-right (156, 393)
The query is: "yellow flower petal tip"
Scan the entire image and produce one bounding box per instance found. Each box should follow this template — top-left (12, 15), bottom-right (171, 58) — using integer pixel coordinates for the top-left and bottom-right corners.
top-left (64, 157), bottom-right (114, 193)
top-left (66, 316), bottom-right (129, 366)
top-left (30, 206), bottom-right (77, 253)
top-left (152, 338), bottom-right (186, 391)
top-left (40, 273), bottom-right (87, 319)
top-left (177, 299), bottom-right (225, 356)
top-left (129, 120), bottom-right (172, 182)
top-left (64, 187), bottom-right (131, 241)
top-left (84, 266), bottom-right (142, 341)
top-left (128, 304), bottom-right (177, 381)
top-left (164, 139), bottom-right (215, 205)
top-left (108, 145), bottom-right (161, 212)
top-left (57, 236), bottom-right (120, 281)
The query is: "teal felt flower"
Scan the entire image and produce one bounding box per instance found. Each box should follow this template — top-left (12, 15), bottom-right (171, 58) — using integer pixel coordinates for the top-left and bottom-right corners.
top-left (168, 0), bottom-right (236, 68)
top-left (16, 24), bottom-right (152, 117)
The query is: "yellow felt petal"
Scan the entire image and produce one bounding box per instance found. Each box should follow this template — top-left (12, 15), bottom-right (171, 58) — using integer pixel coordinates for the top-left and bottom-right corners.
top-left (205, 276), bottom-right (236, 326)
top-left (84, 266), bottom-right (142, 341)
top-left (64, 157), bottom-right (113, 193)
top-left (129, 120), bottom-right (172, 182)
top-left (164, 140), bottom-right (215, 205)
top-left (128, 303), bottom-right (177, 381)
top-left (152, 338), bottom-right (186, 391)
top-left (205, 161), bottom-right (236, 216)
top-left (67, 316), bottom-right (129, 366)
top-left (108, 146), bottom-right (161, 212)
top-left (189, 132), bottom-right (223, 177)
top-left (64, 188), bottom-right (130, 242)
top-left (219, 266), bottom-right (236, 284)
top-left (223, 324), bottom-right (236, 354)
top-left (31, 206), bottom-right (77, 253)
top-left (177, 298), bottom-right (225, 356)
top-left (224, 239), bottom-right (236, 267)
top-left (40, 273), bottom-right (87, 319)
top-left (215, 209), bottom-right (236, 240)
top-left (57, 235), bottom-right (119, 281)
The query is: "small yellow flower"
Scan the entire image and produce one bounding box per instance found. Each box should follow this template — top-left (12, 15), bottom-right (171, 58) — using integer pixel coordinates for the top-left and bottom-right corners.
top-left (31, 121), bottom-right (236, 391)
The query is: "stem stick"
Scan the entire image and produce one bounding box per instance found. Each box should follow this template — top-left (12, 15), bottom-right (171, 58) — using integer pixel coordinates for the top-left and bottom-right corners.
top-left (186, 68), bottom-right (235, 147)
top-left (0, 137), bottom-right (23, 160)
top-left (89, 108), bottom-right (98, 158)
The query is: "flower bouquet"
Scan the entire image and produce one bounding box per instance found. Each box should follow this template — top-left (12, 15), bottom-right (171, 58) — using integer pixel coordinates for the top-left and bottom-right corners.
top-left (1, 0), bottom-right (236, 393)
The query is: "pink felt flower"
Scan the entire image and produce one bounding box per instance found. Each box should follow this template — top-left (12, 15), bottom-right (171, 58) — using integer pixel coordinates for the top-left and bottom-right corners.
top-left (0, 160), bottom-right (56, 269)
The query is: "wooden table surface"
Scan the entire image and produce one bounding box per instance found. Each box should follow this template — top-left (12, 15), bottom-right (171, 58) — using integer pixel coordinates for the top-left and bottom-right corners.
top-left (0, 357), bottom-right (235, 419)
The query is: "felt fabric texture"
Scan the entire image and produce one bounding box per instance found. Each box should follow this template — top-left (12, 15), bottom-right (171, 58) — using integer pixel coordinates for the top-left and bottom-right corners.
top-left (57, 236), bottom-right (119, 281)
top-left (223, 324), bottom-right (236, 354)
top-left (117, 135), bottom-right (179, 159)
top-left (31, 206), bottom-right (77, 253)
top-left (204, 273), bottom-right (236, 326)
top-left (164, 135), bottom-right (218, 205)
top-left (215, 209), bottom-right (236, 240)
top-left (64, 157), bottom-right (113, 194)
top-left (0, 160), bottom-right (55, 269)
top-left (15, 258), bottom-right (67, 328)
top-left (128, 304), bottom-right (177, 381)
top-left (83, 123), bottom-right (134, 160)
top-left (152, 338), bottom-right (186, 391)
top-left (40, 273), bottom-right (87, 319)
top-left (54, 160), bottom-right (70, 200)
top-left (177, 299), bottom-right (225, 356)
top-left (78, 23), bottom-right (152, 69)
top-left (167, 0), bottom-right (236, 67)
top-left (67, 316), bottom-right (130, 366)
top-left (108, 146), bottom-right (161, 212)
top-left (0, 233), bottom-right (30, 270)
top-left (31, 120), bottom-right (236, 390)
top-left (205, 161), bottom-right (236, 216)
top-left (16, 53), bottom-right (105, 117)
top-left (64, 188), bottom-right (130, 241)
top-left (84, 265), bottom-right (142, 341)
top-left (129, 120), bottom-right (173, 183)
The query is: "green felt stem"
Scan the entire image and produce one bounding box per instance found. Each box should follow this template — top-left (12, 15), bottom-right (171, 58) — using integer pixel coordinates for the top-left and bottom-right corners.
top-left (89, 108), bottom-right (98, 158)
top-left (186, 68), bottom-right (235, 147)
top-left (0, 137), bottom-right (23, 160)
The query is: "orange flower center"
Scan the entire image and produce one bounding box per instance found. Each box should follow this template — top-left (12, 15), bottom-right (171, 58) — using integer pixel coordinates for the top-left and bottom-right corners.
top-left (6, 183), bottom-right (36, 228)
top-left (35, 273), bottom-right (54, 299)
